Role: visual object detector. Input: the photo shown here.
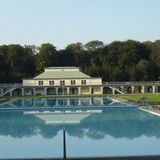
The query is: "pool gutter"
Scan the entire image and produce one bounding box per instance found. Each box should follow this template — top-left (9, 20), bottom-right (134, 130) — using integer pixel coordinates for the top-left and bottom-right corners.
top-left (138, 107), bottom-right (160, 117)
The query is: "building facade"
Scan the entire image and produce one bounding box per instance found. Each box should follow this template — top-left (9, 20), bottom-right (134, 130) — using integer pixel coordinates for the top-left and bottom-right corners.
top-left (1, 67), bottom-right (160, 97)
top-left (22, 67), bottom-right (103, 96)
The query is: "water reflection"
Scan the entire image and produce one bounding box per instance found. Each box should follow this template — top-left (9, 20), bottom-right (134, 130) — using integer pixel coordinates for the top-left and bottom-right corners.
top-left (4, 97), bottom-right (125, 108)
top-left (0, 108), bottom-right (160, 140)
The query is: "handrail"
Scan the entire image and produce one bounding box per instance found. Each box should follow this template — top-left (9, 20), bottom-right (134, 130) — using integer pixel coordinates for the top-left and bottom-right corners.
top-left (0, 87), bottom-right (20, 97)
top-left (0, 83), bottom-right (22, 87)
top-left (108, 86), bottom-right (125, 94)
top-left (103, 81), bottom-right (160, 85)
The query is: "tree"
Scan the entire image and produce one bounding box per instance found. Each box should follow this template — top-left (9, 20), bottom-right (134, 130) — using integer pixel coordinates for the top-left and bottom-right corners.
top-left (65, 42), bottom-right (86, 68)
top-left (56, 49), bottom-right (75, 66)
top-left (65, 42), bottom-right (84, 53)
top-left (0, 39), bottom-right (160, 82)
top-left (0, 45), bottom-right (9, 82)
top-left (7, 45), bottom-right (28, 82)
top-left (84, 40), bottom-right (104, 50)
top-left (23, 45), bottom-right (36, 77)
top-left (35, 43), bottom-right (57, 73)
top-left (146, 40), bottom-right (160, 67)
top-left (134, 59), bottom-right (151, 80)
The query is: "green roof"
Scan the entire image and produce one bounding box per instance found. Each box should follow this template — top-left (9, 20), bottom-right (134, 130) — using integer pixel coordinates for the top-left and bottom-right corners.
top-left (33, 70), bottom-right (91, 79)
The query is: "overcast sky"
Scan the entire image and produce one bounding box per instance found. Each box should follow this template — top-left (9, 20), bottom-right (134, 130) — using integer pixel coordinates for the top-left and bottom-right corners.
top-left (0, 0), bottom-right (160, 49)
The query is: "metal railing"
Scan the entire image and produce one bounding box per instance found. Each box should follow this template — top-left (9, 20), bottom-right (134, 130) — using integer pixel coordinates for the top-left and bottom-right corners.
top-left (0, 83), bottom-right (22, 87)
top-left (0, 83), bottom-right (22, 96)
top-left (103, 81), bottom-right (160, 86)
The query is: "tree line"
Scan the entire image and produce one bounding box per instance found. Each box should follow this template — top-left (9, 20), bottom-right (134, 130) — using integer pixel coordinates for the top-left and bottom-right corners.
top-left (0, 40), bottom-right (160, 83)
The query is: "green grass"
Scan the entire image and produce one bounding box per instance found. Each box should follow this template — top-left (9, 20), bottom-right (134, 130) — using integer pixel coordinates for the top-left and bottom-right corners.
top-left (115, 94), bottom-right (160, 104)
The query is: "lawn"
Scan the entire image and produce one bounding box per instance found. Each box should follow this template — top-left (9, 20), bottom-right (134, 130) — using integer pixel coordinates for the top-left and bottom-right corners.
top-left (115, 94), bottom-right (160, 104)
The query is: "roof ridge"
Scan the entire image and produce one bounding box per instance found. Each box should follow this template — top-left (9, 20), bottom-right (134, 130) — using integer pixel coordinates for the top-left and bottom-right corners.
top-left (45, 66), bottom-right (79, 69)
top-left (33, 70), bottom-right (91, 79)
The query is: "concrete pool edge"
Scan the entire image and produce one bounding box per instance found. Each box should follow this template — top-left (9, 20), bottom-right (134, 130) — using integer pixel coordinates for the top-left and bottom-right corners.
top-left (1, 155), bottom-right (160, 160)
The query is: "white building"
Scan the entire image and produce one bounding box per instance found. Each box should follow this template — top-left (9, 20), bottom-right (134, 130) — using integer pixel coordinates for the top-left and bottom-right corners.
top-left (22, 67), bottom-right (103, 96)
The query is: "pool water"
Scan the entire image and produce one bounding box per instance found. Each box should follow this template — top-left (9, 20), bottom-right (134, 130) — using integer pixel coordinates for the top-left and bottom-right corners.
top-left (2, 97), bottom-right (127, 108)
top-left (0, 97), bottom-right (160, 159)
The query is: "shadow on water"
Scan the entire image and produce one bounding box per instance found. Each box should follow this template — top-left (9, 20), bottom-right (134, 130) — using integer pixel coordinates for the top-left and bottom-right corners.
top-left (0, 108), bottom-right (160, 139)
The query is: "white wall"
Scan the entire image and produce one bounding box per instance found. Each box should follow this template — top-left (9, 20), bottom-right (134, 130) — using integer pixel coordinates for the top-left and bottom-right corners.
top-left (23, 78), bottom-right (102, 86)
top-left (90, 78), bottom-right (102, 85)
top-left (23, 80), bottom-right (36, 86)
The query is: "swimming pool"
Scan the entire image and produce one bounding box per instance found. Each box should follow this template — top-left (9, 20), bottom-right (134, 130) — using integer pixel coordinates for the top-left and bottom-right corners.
top-left (0, 97), bottom-right (134, 111)
top-left (0, 97), bottom-right (160, 159)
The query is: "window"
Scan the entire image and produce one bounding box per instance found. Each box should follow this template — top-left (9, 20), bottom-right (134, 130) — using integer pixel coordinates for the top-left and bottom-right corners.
top-left (49, 81), bottom-right (54, 85)
top-left (60, 80), bottom-right (65, 85)
top-left (81, 80), bottom-right (86, 85)
top-left (71, 80), bottom-right (76, 85)
top-left (38, 81), bottom-right (43, 85)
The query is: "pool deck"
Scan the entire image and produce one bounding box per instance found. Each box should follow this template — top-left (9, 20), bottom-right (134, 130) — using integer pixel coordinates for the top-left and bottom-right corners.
top-left (2, 155), bottom-right (160, 160)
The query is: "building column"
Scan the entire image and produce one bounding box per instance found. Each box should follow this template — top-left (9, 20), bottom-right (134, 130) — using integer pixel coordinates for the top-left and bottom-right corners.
top-left (131, 86), bottom-right (135, 94)
top-left (100, 87), bottom-right (103, 94)
top-left (10, 90), bottom-right (12, 97)
top-left (67, 87), bottom-right (70, 95)
top-left (112, 89), bottom-right (115, 94)
top-left (78, 87), bottom-right (81, 95)
top-left (141, 86), bottom-right (145, 94)
top-left (152, 85), bottom-right (156, 94)
top-left (89, 87), bottom-right (92, 95)
top-left (44, 87), bottom-right (47, 96)
top-left (21, 88), bottom-right (24, 96)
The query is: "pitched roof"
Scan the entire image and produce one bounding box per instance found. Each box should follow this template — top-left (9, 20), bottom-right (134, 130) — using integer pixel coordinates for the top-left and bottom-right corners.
top-left (33, 70), bottom-right (91, 79)
top-left (45, 66), bottom-right (79, 69)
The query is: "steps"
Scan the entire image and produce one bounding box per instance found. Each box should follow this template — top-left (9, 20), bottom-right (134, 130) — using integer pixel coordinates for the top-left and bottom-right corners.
top-left (0, 87), bottom-right (17, 97)
top-left (108, 86), bottom-right (125, 94)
